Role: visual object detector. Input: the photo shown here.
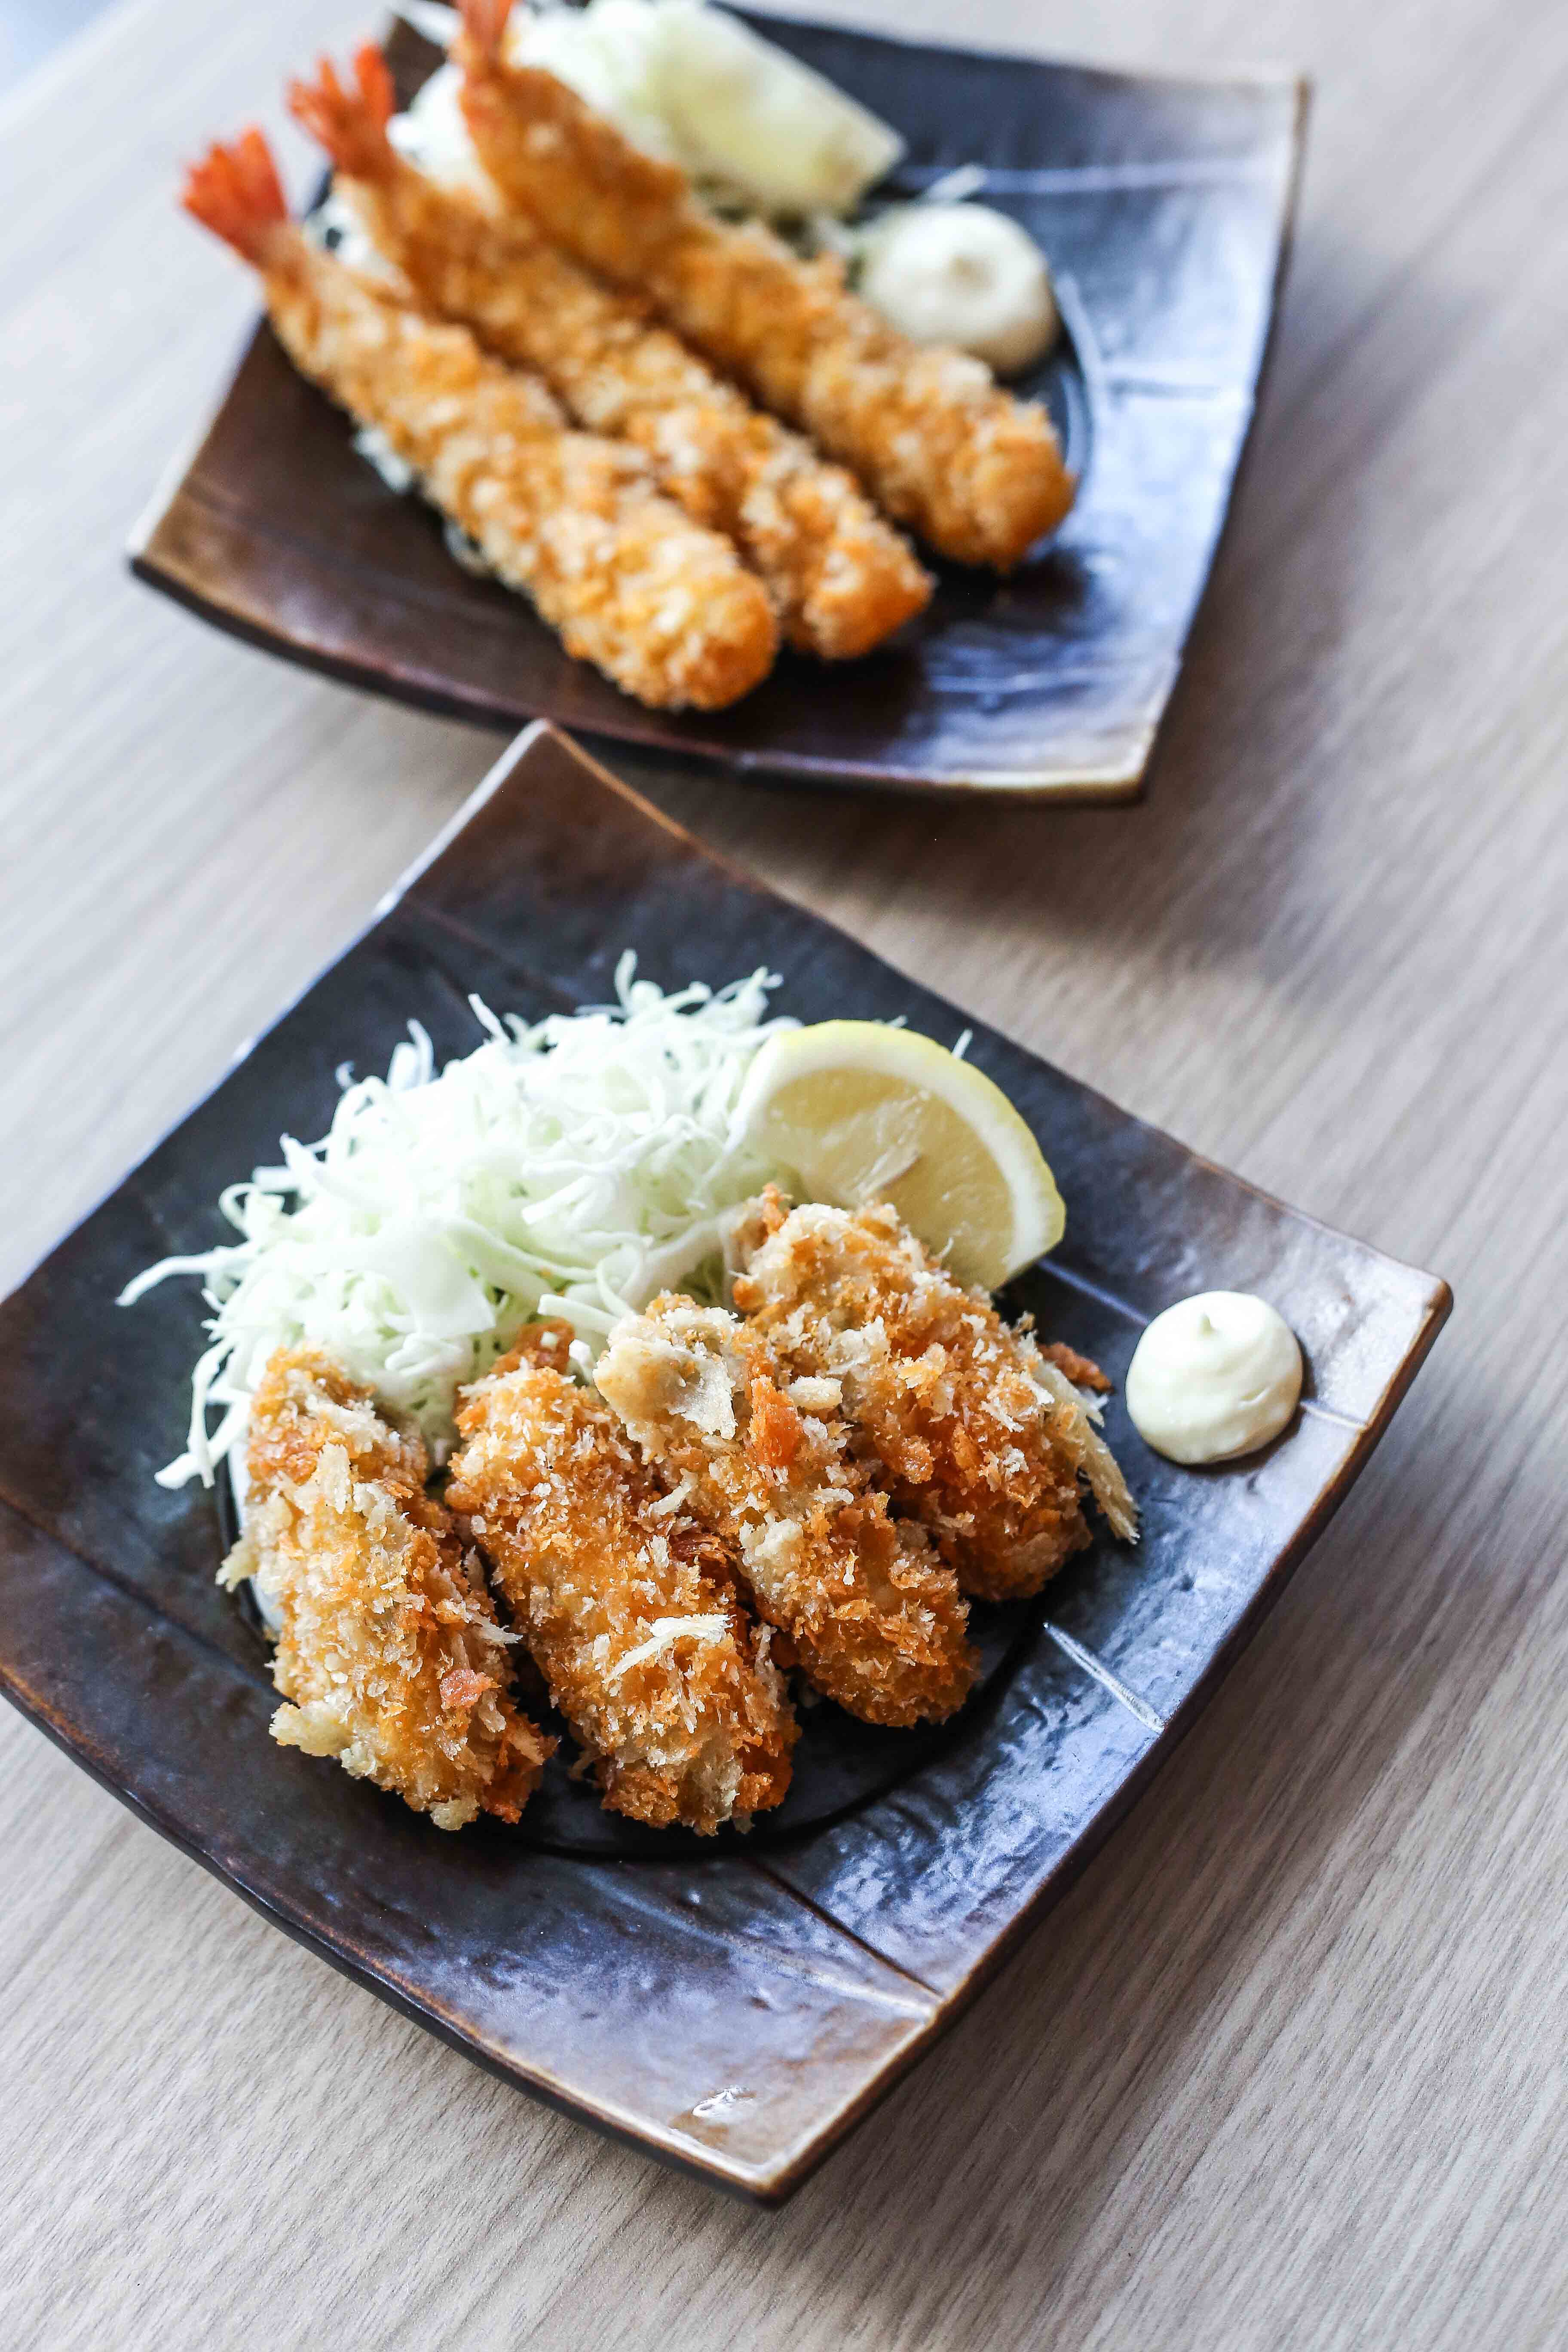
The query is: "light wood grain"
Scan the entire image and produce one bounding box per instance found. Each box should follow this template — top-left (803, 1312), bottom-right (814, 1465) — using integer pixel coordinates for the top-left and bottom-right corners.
top-left (2, 0), bottom-right (1566, 2344)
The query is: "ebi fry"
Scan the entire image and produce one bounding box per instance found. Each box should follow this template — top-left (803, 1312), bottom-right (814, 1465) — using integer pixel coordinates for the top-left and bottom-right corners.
top-left (179, 128), bottom-right (778, 711)
top-left (288, 46), bottom-right (932, 660)
top-left (454, 0), bottom-right (1075, 570)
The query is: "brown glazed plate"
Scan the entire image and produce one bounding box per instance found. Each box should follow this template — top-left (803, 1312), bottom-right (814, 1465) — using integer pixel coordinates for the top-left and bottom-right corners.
top-left (129, 11), bottom-right (1307, 800)
top-left (0, 729), bottom-right (1449, 2198)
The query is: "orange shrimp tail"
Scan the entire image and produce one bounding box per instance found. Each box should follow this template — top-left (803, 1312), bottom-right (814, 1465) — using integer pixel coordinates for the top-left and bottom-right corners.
top-left (180, 127), bottom-right (289, 264)
top-left (287, 46), bottom-right (396, 180)
top-left (354, 43), bottom-right (396, 129)
top-left (457, 0), bottom-right (513, 64)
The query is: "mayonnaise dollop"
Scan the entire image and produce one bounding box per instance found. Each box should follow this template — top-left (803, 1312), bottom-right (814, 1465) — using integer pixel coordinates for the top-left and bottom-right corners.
top-left (857, 202), bottom-right (1058, 375)
top-left (1125, 1292), bottom-right (1302, 1466)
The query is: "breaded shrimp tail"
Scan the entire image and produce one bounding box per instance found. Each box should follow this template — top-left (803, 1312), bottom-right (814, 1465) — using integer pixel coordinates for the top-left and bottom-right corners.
top-left (462, 0), bottom-right (513, 58)
top-left (596, 1297), bottom-right (977, 1727)
top-left (224, 1348), bottom-right (551, 1827)
top-left (180, 130), bottom-right (778, 710)
top-left (287, 43), bottom-right (398, 182)
top-left (288, 47), bottom-right (931, 659)
top-left (181, 123), bottom-right (289, 263)
top-left (453, 18), bottom-right (1074, 569)
top-left (732, 1193), bottom-right (1138, 1603)
top-left (448, 1327), bottom-right (796, 1834)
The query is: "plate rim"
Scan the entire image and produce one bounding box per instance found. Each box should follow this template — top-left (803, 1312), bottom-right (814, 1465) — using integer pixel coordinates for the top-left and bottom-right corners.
top-left (127, 12), bottom-right (1312, 803)
top-left (0, 723), bottom-right (1448, 2201)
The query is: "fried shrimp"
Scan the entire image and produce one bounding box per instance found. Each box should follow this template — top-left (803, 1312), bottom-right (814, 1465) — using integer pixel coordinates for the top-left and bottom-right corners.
top-left (454, 0), bottom-right (1074, 569)
top-left (595, 1296), bottom-right (977, 1727)
top-left (288, 47), bottom-right (932, 660)
top-left (221, 1348), bottom-right (551, 1827)
top-left (732, 1193), bottom-right (1138, 1603)
top-left (179, 129), bottom-right (777, 710)
top-left (447, 1326), bottom-right (796, 1833)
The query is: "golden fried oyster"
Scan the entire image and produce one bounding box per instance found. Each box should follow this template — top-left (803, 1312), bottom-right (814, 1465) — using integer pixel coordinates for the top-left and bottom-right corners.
top-left (223, 1348), bottom-right (551, 1828)
top-left (595, 1297), bottom-right (977, 1727)
top-left (732, 1191), bottom-right (1138, 1603)
top-left (447, 1326), bottom-right (796, 1834)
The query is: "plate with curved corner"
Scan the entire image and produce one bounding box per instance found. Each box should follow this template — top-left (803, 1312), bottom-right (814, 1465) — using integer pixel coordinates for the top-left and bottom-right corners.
top-left (129, 9), bottom-right (1307, 800)
top-left (0, 726), bottom-right (1447, 2200)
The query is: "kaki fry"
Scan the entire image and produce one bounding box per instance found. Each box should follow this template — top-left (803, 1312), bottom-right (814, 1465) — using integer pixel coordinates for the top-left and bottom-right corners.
top-left (595, 1295), bottom-right (978, 1727)
top-left (224, 1348), bottom-right (551, 1828)
top-left (732, 1191), bottom-right (1139, 1602)
top-left (447, 1325), bottom-right (797, 1834)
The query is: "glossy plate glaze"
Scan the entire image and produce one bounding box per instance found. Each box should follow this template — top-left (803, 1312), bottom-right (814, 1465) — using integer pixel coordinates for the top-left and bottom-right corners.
top-left (0, 728), bottom-right (1448, 2199)
top-left (129, 12), bottom-right (1306, 799)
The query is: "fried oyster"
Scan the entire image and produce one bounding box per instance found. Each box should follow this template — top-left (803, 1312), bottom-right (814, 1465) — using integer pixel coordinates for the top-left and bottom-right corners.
top-left (732, 1190), bottom-right (1137, 1602)
top-left (595, 1295), bottom-right (977, 1727)
top-left (224, 1347), bottom-right (551, 1828)
top-left (448, 1325), bottom-right (796, 1834)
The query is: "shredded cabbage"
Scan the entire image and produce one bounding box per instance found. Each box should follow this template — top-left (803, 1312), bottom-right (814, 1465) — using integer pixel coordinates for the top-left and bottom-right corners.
top-left (121, 956), bottom-right (796, 1489)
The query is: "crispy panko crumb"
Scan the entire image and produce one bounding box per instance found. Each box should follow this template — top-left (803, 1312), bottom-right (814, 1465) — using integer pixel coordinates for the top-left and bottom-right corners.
top-left (595, 1298), bottom-right (977, 1727)
top-left (454, 25), bottom-right (1074, 569)
top-left (447, 1326), bottom-right (796, 1833)
top-left (1039, 1341), bottom-right (1111, 1393)
top-left (224, 1347), bottom-right (551, 1828)
top-left (732, 1193), bottom-right (1138, 1602)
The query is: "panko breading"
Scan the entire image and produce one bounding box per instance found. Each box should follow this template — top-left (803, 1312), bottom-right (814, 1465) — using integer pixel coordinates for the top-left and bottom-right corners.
top-left (288, 46), bottom-right (931, 660)
top-left (447, 1326), bottom-right (796, 1834)
top-left (595, 1295), bottom-right (977, 1727)
top-left (222, 1348), bottom-right (551, 1828)
top-left (732, 1192), bottom-right (1138, 1602)
top-left (180, 129), bottom-right (777, 711)
top-left (455, 0), bottom-right (1075, 570)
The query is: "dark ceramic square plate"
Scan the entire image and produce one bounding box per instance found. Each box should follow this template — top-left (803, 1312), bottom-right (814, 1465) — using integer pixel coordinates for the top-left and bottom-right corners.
top-left (0, 726), bottom-right (1447, 2199)
top-left (129, 12), bottom-right (1306, 799)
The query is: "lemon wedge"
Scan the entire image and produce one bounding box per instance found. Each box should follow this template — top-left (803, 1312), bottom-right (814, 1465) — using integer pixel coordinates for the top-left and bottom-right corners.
top-left (734, 1020), bottom-right (1064, 1289)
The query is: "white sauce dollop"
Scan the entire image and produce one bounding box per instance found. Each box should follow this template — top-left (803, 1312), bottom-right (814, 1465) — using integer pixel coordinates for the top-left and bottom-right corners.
top-left (858, 203), bottom-right (1057, 375)
top-left (1125, 1292), bottom-right (1302, 1466)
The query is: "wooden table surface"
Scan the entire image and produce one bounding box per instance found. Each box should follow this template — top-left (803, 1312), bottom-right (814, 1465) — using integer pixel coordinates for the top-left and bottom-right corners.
top-left (3, 0), bottom-right (1565, 2343)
